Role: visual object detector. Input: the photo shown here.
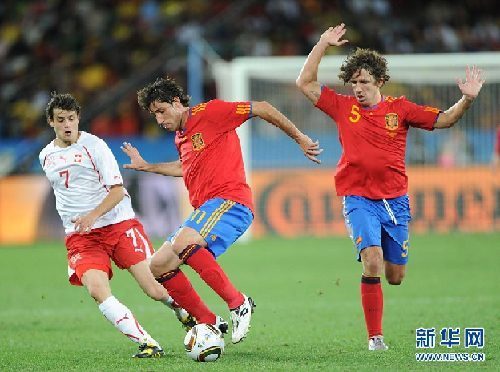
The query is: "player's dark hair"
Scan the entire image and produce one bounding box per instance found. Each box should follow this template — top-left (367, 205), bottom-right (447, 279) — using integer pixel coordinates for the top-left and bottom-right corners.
top-left (45, 92), bottom-right (81, 122)
top-left (137, 77), bottom-right (191, 111)
top-left (338, 48), bottom-right (390, 84)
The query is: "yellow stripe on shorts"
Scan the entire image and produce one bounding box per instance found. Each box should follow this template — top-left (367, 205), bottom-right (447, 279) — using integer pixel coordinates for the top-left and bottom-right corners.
top-left (199, 200), bottom-right (235, 238)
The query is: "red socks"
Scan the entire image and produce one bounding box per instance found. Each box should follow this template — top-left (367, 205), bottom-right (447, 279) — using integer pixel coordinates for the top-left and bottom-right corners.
top-left (186, 247), bottom-right (244, 309)
top-left (158, 269), bottom-right (215, 324)
top-left (361, 276), bottom-right (383, 338)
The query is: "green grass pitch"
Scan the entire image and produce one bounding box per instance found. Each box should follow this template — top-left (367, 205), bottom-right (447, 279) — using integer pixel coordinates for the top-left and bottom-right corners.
top-left (1, 233), bottom-right (498, 371)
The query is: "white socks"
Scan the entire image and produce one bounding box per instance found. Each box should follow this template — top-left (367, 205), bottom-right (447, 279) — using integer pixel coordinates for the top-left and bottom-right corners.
top-left (98, 296), bottom-right (158, 346)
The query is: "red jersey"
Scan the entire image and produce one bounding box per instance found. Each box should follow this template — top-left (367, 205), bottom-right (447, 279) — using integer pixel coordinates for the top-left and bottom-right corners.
top-left (174, 99), bottom-right (254, 212)
top-left (316, 86), bottom-right (440, 199)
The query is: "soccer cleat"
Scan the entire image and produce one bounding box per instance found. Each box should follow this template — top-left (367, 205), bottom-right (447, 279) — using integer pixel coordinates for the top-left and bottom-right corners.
top-left (172, 306), bottom-right (197, 331)
top-left (230, 294), bottom-right (256, 344)
top-left (368, 335), bottom-right (389, 351)
top-left (132, 343), bottom-right (165, 358)
top-left (214, 315), bottom-right (229, 334)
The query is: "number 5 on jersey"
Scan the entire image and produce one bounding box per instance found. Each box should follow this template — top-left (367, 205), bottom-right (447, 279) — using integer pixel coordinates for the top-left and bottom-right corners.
top-left (349, 105), bottom-right (361, 123)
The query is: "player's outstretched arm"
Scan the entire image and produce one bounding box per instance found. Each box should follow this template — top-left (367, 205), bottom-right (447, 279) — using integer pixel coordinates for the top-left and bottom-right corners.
top-left (435, 65), bottom-right (485, 129)
top-left (121, 142), bottom-right (183, 177)
top-left (296, 23), bottom-right (348, 105)
top-left (252, 101), bottom-right (323, 164)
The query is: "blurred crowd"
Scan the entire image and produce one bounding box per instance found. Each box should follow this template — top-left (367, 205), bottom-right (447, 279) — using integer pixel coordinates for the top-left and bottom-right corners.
top-left (0, 0), bottom-right (499, 139)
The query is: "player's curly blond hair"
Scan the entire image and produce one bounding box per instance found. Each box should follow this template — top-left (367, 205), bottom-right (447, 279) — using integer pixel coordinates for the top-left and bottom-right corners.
top-left (338, 48), bottom-right (390, 85)
top-left (137, 77), bottom-right (191, 111)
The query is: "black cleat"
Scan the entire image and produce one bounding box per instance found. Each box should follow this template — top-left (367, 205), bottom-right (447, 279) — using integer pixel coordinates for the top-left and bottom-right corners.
top-left (132, 343), bottom-right (165, 358)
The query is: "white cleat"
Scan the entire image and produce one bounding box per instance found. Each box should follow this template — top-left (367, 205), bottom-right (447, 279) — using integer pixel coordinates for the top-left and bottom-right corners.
top-left (230, 295), bottom-right (256, 344)
top-left (368, 335), bottom-right (389, 351)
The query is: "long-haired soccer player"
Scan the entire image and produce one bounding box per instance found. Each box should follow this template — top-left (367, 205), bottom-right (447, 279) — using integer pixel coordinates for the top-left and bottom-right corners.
top-left (296, 23), bottom-right (484, 350)
top-left (121, 77), bottom-right (322, 344)
top-left (40, 92), bottom-right (195, 358)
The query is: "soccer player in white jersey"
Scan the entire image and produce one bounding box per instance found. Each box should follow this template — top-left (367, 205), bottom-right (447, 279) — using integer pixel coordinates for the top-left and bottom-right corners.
top-left (39, 92), bottom-right (194, 358)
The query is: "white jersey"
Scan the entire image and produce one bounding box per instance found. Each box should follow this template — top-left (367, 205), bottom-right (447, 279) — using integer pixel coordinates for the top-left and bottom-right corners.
top-left (39, 131), bottom-right (135, 234)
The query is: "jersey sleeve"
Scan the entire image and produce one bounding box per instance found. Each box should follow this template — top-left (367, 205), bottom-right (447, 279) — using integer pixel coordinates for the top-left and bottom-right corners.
top-left (402, 98), bottom-right (440, 131)
top-left (205, 99), bottom-right (252, 133)
top-left (315, 85), bottom-right (342, 119)
top-left (93, 139), bottom-right (124, 187)
top-left (38, 150), bottom-right (45, 168)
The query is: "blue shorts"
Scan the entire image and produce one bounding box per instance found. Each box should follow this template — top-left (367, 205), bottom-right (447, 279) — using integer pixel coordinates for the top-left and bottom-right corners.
top-left (343, 195), bottom-right (411, 265)
top-left (168, 198), bottom-right (253, 258)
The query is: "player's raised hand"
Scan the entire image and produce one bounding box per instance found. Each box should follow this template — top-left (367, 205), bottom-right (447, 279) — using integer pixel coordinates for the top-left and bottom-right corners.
top-left (297, 134), bottom-right (323, 164)
top-left (457, 65), bottom-right (485, 100)
top-left (121, 142), bottom-right (149, 170)
top-left (319, 23), bottom-right (349, 47)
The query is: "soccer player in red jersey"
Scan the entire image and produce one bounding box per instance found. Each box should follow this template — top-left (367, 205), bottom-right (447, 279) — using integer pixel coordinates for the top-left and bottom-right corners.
top-left (121, 77), bottom-right (322, 343)
top-left (296, 24), bottom-right (485, 350)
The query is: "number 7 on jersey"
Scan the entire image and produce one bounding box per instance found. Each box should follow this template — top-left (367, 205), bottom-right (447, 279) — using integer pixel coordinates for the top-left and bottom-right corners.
top-left (59, 170), bottom-right (70, 188)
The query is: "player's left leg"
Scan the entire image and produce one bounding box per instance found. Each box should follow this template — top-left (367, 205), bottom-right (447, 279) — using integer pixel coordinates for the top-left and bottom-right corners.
top-left (112, 219), bottom-right (195, 330)
top-left (384, 262), bottom-right (406, 285)
top-left (380, 197), bottom-right (410, 286)
top-left (81, 269), bottom-right (164, 358)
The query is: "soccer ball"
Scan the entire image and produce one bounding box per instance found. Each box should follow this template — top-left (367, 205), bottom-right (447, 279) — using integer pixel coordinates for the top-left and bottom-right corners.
top-left (184, 323), bottom-right (225, 362)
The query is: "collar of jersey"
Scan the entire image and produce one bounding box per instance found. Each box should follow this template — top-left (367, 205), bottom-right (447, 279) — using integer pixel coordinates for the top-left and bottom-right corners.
top-left (360, 96), bottom-right (385, 110)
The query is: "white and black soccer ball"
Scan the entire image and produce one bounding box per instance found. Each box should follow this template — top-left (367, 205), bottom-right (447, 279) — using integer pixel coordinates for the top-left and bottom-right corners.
top-left (184, 323), bottom-right (225, 362)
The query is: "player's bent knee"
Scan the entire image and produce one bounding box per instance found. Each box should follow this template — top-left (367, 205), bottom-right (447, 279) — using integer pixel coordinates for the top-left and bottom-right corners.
top-left (387, 273), bottom-right (405, 285)
top-left (387, 278), bottom-right (403, 285)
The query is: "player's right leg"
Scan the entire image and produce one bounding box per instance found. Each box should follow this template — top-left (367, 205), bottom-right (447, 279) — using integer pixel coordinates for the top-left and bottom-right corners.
top-left (359, 247), bottom-right (388, 350)
top-left (81, 269), bottom-right (164, 358)
top-left (344, 196), bottom-right (387, 350)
